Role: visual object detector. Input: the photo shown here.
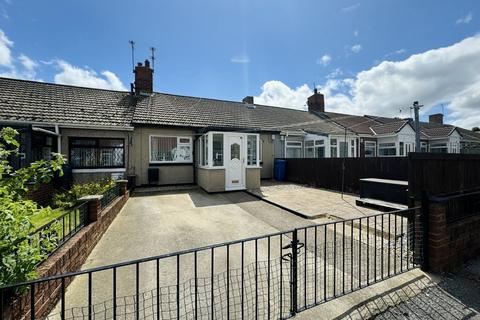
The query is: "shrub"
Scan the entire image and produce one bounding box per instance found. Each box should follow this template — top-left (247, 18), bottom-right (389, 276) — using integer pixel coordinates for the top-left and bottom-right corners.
top-left (0, 127), bottom-right (65, 287)
top-left (53, 179), bottom-right (115, 209)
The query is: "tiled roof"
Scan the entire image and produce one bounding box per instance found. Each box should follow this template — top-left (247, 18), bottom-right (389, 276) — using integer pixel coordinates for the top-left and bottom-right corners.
top-left (370, 120), bottom-right (410, 135)
top-left (320, 112), bottom-right (384, 134)
top-left (420, 123), bottom-right (457, 138)
top-left (0, 77), bottom-right (134, 128)
top-left (132, 92), bottom-right (346, 134)
top-left (457, 127), bottom-right (480, 142)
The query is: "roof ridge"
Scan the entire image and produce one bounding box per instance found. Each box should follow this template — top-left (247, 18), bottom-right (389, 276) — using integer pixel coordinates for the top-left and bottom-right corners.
top-left (0, 76), bottom-right (130, 94)
top-left (153, 91), bottom-right (310, 113)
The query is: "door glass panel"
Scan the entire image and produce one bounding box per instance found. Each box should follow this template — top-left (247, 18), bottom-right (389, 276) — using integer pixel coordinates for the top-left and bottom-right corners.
top-left (231, 143), bottom-right (240, 160)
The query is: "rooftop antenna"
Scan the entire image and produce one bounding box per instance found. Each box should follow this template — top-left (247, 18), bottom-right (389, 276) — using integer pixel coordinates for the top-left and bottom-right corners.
top-left (150, 47), bottom-right (156, 73)
top-left (129, 40), bottom-right (135, 72)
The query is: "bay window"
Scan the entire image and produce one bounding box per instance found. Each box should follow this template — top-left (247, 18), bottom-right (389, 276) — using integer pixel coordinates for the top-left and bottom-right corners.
top-left (305, 139), bottom-right (325, 158)
top-left (150, 136), bottom-right (192, 163)
top-left (378, 142), bottom-right (397, 156)
top-left (70, 137), bottom-right (124, 168)
top-left (430, 142), bottom-right (448, 153)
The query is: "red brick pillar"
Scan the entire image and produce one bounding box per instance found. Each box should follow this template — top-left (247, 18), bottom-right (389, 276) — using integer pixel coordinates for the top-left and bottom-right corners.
top-left (428, 202), bottom-right (449, 272)
top-left (116, 179), bottom-right (128, 196)
top-left (78, 195), bottom-right (103, 223)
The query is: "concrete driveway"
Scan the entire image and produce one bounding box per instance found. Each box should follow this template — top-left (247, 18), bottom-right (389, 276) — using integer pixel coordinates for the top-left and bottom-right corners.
top-left (49, 189), bottom-right (317, 319)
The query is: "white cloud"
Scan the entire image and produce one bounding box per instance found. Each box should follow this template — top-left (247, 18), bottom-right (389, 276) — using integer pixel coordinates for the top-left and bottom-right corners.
top-left (353, 30), bottom-right (359, 37)
top-left (18, 54), bottom-right (38, 72)
top-left (0, 29), bottom-right (13, 66)
top-left (326, 68), bottom-right (344, 79)
top-left (53, 60), bottom-right (127, 91)
top-left (342, 3), bottom-right (360, 12)
top-left (384, 48), bottom-right (407, 58)
top-left (255, 36), bottom-right (480, 129)
top-left (456, 12), bottom-right (473, 24)
top-left (316, 54), bottom-right (331, 66)
top-left (254, 81), bottom-right (311, 110)
top-left (350, 44), bottom-right (362, 53)
top-left (230, 55), bottom-right (250, 64)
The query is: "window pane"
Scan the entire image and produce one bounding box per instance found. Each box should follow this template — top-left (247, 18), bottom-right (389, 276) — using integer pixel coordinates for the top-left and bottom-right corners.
top-left (331, 146), bottom-right (337, 158)
top-left (315, 147), bottom-right (325, 158)
top-left (99, 139), bottom-right (124, 147)
top-left (305, 140), bottom-right (314, 147)
top-left (231, 143), bottom-right (240, 160)
top-left (286, 147), bottom-right (302, 158)
top-left (150, 136), bottom-right (191, 163)
top-left (339, 141), bottom-right (348, 157)
top-left (247, 135), bottom-right (257, 165)
top-left (213, 134), bottom-right (224, 166)
top-left (71, 139), bottom-right (96, 146)
top-left (305, 148), bottom-right (314, 158)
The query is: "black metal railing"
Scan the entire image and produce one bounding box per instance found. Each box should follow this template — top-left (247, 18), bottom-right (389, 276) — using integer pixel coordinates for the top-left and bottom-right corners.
top-left (0, 208), bottom-right (421, 320)
top-left (29, 201), bottom-right (89, 259)
top-left (100, 184), bottom-right (121, 209)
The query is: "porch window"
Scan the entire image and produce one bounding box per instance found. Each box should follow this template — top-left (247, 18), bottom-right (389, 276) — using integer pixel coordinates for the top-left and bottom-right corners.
top-left (330, 139), bottom-right (338, 158)
top-left (305, 140), bottom-right (325, 158)
top-left (247, 135), bottom-right (258, 166)
top-left (70, 137), bottom-right (124, 168)
top-left (150, 136), bottom-right (192, 163)
top-left (350, 139), bottom-right (355, 157)
top-left (365, 141), bottom-right (376, 157)
top-left (430, 142), bottom-right (448, 154)
top-left (286, 141), bottom-right (302, 158)
top-left (212, 134), bottom-right (223, 166)
top-left (399, 142), bottom-right (404, 156)
top-left (378, 142), bottom-right (397, 156)
top-left (339, 141), bottom-right (348, 158)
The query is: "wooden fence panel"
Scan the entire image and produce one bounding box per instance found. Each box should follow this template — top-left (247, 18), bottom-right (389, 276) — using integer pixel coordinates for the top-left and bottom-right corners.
top-left (283, 157), bottom-right (409, 194)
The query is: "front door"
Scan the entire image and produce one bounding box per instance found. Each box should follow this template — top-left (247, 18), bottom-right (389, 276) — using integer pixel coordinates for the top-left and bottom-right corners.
top-left (225, 134), bottom-right (245, 190)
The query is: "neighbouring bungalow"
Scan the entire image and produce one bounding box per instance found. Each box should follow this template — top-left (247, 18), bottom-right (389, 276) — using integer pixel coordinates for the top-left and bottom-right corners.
top-left (1, 59), bottom-right (479, 191)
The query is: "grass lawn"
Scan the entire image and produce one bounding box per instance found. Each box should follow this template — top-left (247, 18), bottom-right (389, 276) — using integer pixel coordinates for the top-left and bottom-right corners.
top-left (30, 208), bottom-right (67, 229)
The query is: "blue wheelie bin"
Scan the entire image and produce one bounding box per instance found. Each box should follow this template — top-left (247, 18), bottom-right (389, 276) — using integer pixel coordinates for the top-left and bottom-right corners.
top-left (274, 159), bottom-right (287, 181)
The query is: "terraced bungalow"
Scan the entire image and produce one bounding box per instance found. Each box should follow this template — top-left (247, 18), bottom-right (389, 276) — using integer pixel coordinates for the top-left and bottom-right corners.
top-left (1, 59), bottom-right (479, 191)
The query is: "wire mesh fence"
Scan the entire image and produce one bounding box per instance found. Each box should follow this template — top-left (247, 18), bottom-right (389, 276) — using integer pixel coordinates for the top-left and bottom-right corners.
top-left (1, 208), bottom-right (421, 320)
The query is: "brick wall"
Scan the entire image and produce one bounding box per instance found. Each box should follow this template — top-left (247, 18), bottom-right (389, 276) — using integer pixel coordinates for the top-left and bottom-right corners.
top-left (427, 202), bottom-right (480, 273)
top-left (3, 190), bottom-right (129, 320)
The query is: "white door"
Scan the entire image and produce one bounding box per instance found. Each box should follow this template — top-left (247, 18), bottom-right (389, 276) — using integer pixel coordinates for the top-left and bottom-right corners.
top-left (225, 134), bottom-right (245, 190)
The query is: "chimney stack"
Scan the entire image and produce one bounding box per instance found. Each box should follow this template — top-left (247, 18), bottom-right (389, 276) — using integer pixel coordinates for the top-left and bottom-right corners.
top-left (133, 59), bottom-right (153, 95)
top-left (307, 88), bottom-right (325, 113)
top-left (429, 113), bottom-right (443, 125)
top-left (242, 96), bottom-right (254, 104)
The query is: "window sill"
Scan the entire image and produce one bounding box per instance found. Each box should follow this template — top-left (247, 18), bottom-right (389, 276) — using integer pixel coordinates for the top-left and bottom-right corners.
top-left (149, 162), bottom-right (193, 167)
top-left (72, 168), bottom-right (126, 173)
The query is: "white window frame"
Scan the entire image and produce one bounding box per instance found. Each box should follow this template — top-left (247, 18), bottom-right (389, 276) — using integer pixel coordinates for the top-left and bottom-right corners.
top-left (305, 139), bottom-right (326, 158)
top-left (149, 135), bottom-right (193, 164)
top-left (364, 141), bottom-right (376, 157)
top-left (430, 142), bottom-right (448, 153)
top-left (246, 134), bottom-right (260, 167)
top-left (285, 140), bottom-right (303, 158)
top-left (378, 142), bottom-right (397, 157)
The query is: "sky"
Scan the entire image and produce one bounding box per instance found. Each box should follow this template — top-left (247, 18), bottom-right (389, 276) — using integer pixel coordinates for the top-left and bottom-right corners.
top-left (0, 0), bottom-right (479, 128)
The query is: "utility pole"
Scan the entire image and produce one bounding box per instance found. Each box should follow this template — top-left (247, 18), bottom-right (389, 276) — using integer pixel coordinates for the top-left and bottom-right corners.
top-left (413, 101), bottom-right (423, 152)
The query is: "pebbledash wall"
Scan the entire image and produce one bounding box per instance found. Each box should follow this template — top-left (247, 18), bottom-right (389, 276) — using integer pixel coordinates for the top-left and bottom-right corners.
top-left (4, 183), bottom-right (130, 320)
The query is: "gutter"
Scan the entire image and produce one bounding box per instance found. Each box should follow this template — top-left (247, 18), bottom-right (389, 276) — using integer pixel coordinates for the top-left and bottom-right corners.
top-left (0, 119), bottom-right (134, 131)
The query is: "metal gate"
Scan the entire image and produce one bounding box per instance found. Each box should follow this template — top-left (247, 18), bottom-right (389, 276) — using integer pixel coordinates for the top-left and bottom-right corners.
top-left (1, 208), bottom-right (422, 320)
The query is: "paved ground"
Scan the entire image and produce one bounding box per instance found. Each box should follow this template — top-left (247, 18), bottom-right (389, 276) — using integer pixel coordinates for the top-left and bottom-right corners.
top-left (249, 180), bottom-right (380, 220)
top-left (45, 187), bottom-right (479, 319)
top-left (298, 258), bottom-right (480, 319)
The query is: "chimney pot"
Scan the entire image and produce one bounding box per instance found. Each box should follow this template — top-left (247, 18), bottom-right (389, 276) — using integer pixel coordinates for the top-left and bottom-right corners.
top-left (144, 59), bottom-right (150, 68)
top-left (429, 113), bottom-right (444, 125)
top-left (307, 90), bottom-right (325, 113)
top-left (137, 62), bottom-right (142, 67)
top-left (242, 96), bottom-right (254, 104)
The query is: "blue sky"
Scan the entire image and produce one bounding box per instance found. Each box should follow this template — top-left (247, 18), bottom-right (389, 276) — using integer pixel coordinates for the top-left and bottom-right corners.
top-left (1, 0), bottom-right (479, 126)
